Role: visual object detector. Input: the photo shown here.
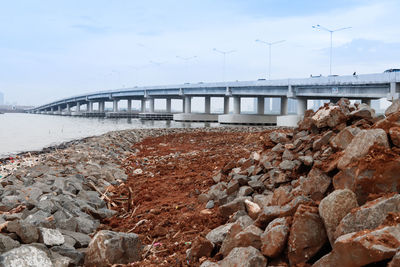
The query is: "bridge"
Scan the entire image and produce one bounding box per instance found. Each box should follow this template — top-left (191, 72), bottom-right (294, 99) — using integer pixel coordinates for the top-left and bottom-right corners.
top-left (28, 72), bottom-right (400, 126)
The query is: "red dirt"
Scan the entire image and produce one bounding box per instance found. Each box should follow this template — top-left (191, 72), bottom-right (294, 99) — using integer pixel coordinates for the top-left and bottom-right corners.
top-left (99, 130), bottom-right (270, 266)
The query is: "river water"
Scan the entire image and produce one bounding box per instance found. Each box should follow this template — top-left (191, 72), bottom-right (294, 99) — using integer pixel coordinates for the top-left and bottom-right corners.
top-left (0, 113), bottom-right (219, 157)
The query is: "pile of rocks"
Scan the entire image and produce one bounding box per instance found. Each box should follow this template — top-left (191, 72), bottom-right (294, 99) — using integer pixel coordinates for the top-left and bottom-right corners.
top-left (198, 99), bottom-right (400, 266)
top-left (0, 126), bottom-right (273, 266)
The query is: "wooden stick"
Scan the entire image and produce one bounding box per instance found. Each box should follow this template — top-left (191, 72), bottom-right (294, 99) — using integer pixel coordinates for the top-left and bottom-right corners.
top-left (143, 239), bottom-right (156, 259)
top-left (88, 181), bottom-right (117, 207)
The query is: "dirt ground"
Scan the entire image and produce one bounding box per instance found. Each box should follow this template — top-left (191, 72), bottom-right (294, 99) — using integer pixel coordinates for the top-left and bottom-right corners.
top-left (100, 130), bottom-right (268, 266)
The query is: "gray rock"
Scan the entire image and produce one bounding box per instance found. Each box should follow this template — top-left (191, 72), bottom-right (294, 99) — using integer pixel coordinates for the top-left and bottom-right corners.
top-left (206, 223), bottom-right (234, 245)
top-left (84, 230), bottom-right (142, 267)
top-left (0, 245), bottom-right (53, 267)
top-left (279, 160), bottom-right (296, 171)
top-left (50, 246), bottom-right (85, 266)
top-left (298, 155), bottom-right (313, 166)
top-left (219, 246), bottom-right (267, 267)
top-left (269, 132), bottom-right (289, 144)
top-left (318, 189), bottom-right (358, 245)
top-left (39, 228), bottom-right (65, 246)
top-left (74, 216), bottom-right (99, 234)
top-left (6, 220), bottom-right (40, 244)
top-left (49, 251), bottom-right (73, 267)
top-left (205, 200), bottom-right (215, 209)
top-left (0, 234), bottom-right (20, 253)
top-left (60, 230), bottom-right (91, 248)
top-left (238, 186), bottom-right (254, 197)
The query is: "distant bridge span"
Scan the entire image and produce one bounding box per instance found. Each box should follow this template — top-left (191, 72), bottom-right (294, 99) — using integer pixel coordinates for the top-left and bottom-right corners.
top-left (29, 72), bottom-right (400, 126)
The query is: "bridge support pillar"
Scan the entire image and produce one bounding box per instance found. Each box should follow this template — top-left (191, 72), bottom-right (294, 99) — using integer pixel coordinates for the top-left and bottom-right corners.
top-left (88, 101), bottom-right (93, 112)
top-left (58, 105), bottom-right (61, 113)
top-left (257, 97), bottom-right (265, 115)
top-left (184, 96), bottom-right (191, 113)
top-left (224, 97), bottom-right (230, 114)
top-left (99, 101), bottom-right (105, 112)
top-left (76, 102), bottom-right (81, 112)
top-left (205, 96), bottom-right (211, 114)
top-left (127, 99), bottom-right (132, 112)
top-left (149, 98), bottom-right (155, 113)
top-left (297, 98), bottom-right (307, 115)
top-left (66, 103), bottom-right (71, 113)
top-left (281, 97), bottom-right (288, 115)
top-left (141, 99), bottom-right (146, 112)
top-left (388, 82), bottom-right (400, 101)
top-left (166, 98), bottom-right (171, 113)
top-left (233, 96), bottom-right (241, 114)
top-left (113, 99), bottom-right (119, 112)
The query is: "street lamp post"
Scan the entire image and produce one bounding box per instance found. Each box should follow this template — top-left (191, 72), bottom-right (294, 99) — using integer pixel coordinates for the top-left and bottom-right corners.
top-left (213, 48), bottom-right (236, 83)
top-left (255, 39), bottom-right (285, 80)
top-left (312, 24), bottom-right (351, 76)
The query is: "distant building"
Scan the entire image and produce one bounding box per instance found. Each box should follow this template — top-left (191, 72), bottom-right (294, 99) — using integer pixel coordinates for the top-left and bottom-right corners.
top-left (0, 92), bottom-right (3, 105)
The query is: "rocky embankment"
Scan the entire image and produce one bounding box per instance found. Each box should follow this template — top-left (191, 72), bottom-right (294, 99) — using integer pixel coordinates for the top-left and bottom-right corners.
top-left (196, 99), bottom-right (400, 266)
top-left (0, 126), bottom-right (273, 266)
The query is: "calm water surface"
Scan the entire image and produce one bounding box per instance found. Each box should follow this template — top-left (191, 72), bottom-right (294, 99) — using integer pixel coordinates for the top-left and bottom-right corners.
top-left (0, 113), bottom-right (219, 157)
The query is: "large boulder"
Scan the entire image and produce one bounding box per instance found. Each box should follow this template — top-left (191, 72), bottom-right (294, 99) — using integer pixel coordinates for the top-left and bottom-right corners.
top-left (318, 189), bottom-right (358, 245)
top-left (330, 126), bottom-right (361, 150)
top-left (313, 224), bottom-right (400, 267)
top-left (260, 217), bottom-right (290, 258)
top-left (0, 245), bottom-right (53, 267)
top-left (335, 194), bottom-right (400, 239)
top-left (288, 205), bottom-right (327, 265)
top-left (84, 230), bottom-right (142, 267)
top-left (219, 246), bottom-right (267, 267)
top-left (385, 99), bottom-right (400, 117)
top-left (312, 105), bottom-right (347, 128)
top-left (337, 129), bottom-right (389, 169)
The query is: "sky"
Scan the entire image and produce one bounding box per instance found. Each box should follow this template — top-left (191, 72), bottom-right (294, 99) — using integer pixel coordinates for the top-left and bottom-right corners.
top-left (1, 0), bottom-right (400, 105)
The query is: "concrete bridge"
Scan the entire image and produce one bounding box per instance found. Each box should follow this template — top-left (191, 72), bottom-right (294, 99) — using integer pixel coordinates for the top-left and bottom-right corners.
top-left (28, 72), bottom-right (400, 126)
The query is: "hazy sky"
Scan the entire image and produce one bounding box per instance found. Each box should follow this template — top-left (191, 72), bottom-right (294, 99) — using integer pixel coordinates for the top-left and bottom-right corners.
top-left (1, 0), bottom-right (400, 105)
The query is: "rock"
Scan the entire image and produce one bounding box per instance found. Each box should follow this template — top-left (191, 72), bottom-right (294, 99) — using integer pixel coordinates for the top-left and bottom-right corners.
top-left (313, 131), bottom-right (333, 151)
top-left (244, 199), bottom-right (261, 220)
top-left (312, 105), bottom-right (347, 128)
top-left (255, 196), bottom-right (314, 229)
top-left (288, 205), bottom-right (327, 265)
top-left (238, 186), bottom-right (254, 197)
top-left (191, 236), bottom-right (214, 259)
top-left (38, 228), bottom-right (65, 246)
top-left (206, 223), bottom-right (234, 245)
top-left (314, 224), bottom-right (400, 267)
top-left (253, 194), bottom-right (272, 208)
top-left (350, 104), bottom-right (375, 120)
top-left (388, 251), bottom-right (400, 267)
top-left (385, 99), bottom-right (400, 117)
top-left (219, 197), bottom-right (250, 219)
top-left (226, 179), bottom-right (240, 195)
top-left (50, 246), bottom-right (85, 266)
top-left (85, 230), bottom-right (142, 267)
top-left (59, 230), bottom-right (91, 248)
top-left (298, 155), bottom-right (313, 166)
top-left (279, 160), bottom-right (296, 171)
top-left (335, 194), bottom-right (400, 239)
top-left (291, 168), bottom-right (331, 201)
top-left (337, 129), bottom-right (389, 169)
top-left (318, 189), bottom-right (358, 245)
top-left (389, 127), bottom-right (400, 147)
top-left (219, 246), bottom-right (267, 267)
top-left (260, 217), bottom-right (290, 258)
top-left (74, 216), bottom-right (99, 234)
top-left (271, 185), bottom-right (293, 206)
top-left (329, 126), bottom-right (361, 150)
top-left (269, 132), bottom-right (289, 144)
top-left (205, 200), bottom-right (215, 209)
top-left (0, 245), bottom-right (53, 267)
top-left (220, 224), bottom-right (263, 257)
top-left (6, 220), bottom-right (40, 244)
top-left (49, 251), bottom-right (73, 267)
top-left (0, 234), bottom-right (20, 253)
top-left (200, 261), bottom-right (219, 267)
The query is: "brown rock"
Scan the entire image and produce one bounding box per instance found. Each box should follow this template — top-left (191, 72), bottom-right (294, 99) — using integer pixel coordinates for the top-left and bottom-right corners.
top-left (219, 197), bottom-right (250, 218)
top-left (385, 99), bottom-right (400, 117)
top-left (389, 127), bottom-right (400, 147)
top-left (312, 105), bottom-right (347, 128)
top-left (219, 246), bottom-right (267, 267)
top-left (244, 200), bottom-right (261, 220)
top-left (350, 103), bottom-right (375, 120)
top-left (291, 168), bottom-right (331, 201)
top-left (261, 217), bottom-right (290, 258)
top-left (337, 129), bottom-right (389, 169)
top-left (191, 236), bottom-right (214, 259)
top-left (329, 126), bottom-right (361, 150)
top-left (335, 194), bottom-right (400, 239)
top-left (318, 189), bottom-right (358, 245)
top-left (271, 185), bottom-right (293, 206)
top-left (255, 196), bottom-right (314, 229)
top-left (288, 205), bottom-right (327, 265)
top-left (253, 194), bottom-right (273, 208)
top-left (220, 224), bottom-right (263, 257)
top-left (84, 230), bottom-right (142, 267)
top-left (388, 251), bottom-right (400, 267)
top-left (313, 224), bottom-right (400, 267)
top-left (313, 131), bottom-right (333, 151)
